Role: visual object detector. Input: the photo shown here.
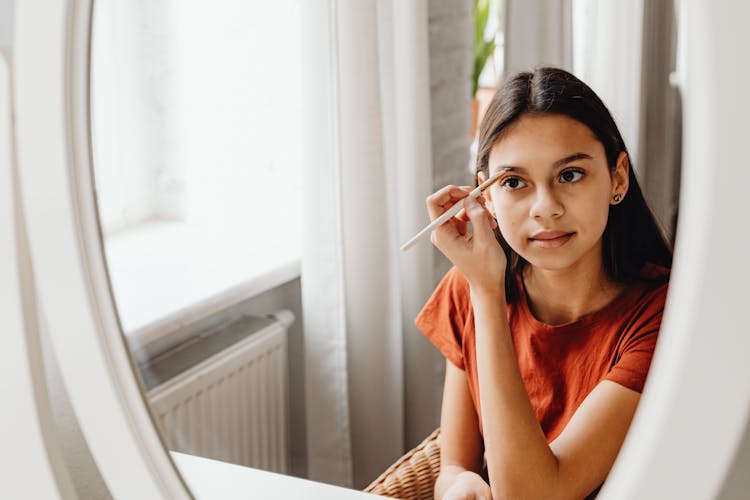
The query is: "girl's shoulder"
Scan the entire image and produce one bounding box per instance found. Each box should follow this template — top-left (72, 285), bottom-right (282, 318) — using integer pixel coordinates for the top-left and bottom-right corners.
top-left (631, 262), bottom-right (671, 308)
top-left (638, 261), bottom-right (671, 284)
top-left (416, 266), bottom-right (473, 329)
top-left (437, 266), bottom-right (472, 303)
top-left (607, 262), bottom-right (670, 337)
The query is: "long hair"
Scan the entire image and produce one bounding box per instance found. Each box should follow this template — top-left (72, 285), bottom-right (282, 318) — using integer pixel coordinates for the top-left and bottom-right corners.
top-left (476, 67), bottom-right (672, 302)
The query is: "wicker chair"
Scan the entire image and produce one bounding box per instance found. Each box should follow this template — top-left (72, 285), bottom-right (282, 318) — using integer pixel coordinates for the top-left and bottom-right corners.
top-left (363, 428), bottom-right (443, 499)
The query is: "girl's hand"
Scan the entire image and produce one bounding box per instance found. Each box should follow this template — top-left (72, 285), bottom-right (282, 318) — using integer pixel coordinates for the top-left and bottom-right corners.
top-left (441, 470), bottom-right (492, 500)
top-left (426, 185), bottom-right (506, 294)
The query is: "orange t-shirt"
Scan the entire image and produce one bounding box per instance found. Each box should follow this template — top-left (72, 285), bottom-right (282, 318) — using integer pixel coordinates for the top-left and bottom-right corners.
top-left (415, 263), bottom-right (669, 441)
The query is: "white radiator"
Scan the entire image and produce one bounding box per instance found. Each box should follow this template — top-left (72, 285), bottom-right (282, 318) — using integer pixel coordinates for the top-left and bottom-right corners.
top-left (145, 310), bottom-right (293, 474)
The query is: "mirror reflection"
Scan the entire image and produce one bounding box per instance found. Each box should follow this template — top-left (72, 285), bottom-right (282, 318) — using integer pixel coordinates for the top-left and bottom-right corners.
top-left (90, 0), bottom-right (304, 477)
top-left (89, 0), bottom-right (681, 496)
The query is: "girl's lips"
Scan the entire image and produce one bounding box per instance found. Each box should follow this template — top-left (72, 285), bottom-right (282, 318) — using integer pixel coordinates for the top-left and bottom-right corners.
top-left (528, 232), bottom-right (575, 248)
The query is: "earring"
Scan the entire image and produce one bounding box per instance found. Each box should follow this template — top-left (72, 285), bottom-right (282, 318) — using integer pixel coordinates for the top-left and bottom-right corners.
top-left (613, 193), bottom-right (622, 203)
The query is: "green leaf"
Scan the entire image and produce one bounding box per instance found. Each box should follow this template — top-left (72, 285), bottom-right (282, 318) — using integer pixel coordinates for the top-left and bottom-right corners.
top-left (472, 0), bottom-right (497, 96)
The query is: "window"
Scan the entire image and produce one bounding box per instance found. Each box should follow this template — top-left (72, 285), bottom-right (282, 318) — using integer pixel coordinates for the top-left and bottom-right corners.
top-left (91, 0), bottom-right (303, 337)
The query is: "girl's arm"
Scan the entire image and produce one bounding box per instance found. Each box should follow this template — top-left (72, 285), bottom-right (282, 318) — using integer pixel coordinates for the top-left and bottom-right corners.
top-left (471, 285), bottom-right (641, 499)
top-left (426, 188), bottom-right (642, 499)
top-left (435, 361), bottom-right (490, 500)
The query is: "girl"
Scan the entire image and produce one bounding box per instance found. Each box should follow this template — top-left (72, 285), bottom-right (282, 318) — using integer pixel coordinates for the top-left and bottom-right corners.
top-left (416, 67), bottom-right (671, 500)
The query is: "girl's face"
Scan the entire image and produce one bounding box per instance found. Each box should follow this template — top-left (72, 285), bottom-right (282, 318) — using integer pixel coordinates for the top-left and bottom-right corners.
top-left (479, 113), bottom-right (629, 273)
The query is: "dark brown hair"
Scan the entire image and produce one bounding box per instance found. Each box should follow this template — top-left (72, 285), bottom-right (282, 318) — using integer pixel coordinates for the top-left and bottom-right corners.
top-left (476, 67), bottom-right (672, 302)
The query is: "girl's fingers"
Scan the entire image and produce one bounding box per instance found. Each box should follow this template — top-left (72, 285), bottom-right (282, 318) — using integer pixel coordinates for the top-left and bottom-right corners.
top-left (457, 195), bottom-right (495, 227)
top-left (487, 209), bottom-right (497, 229)
top-left (477, 195), bottom-right (498, 229)
top-left (426, 185), bottom-right (472, 244)
top-left (426, 185), bottom-right (473, 220)
top-left (464, 196), bottom-right (495, 244)
top-left (456, 194), bottom-right (489, 222)
top-left (425, 185), bottom-right (497, 246)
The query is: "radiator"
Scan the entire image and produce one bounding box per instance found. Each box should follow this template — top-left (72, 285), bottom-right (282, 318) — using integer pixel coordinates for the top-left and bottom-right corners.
top-left (143, 309), bottom-right (293, 474)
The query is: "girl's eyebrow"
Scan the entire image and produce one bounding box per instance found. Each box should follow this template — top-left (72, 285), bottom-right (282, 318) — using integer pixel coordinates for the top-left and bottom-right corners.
top-left (492, 152), bottom-right (594, 174)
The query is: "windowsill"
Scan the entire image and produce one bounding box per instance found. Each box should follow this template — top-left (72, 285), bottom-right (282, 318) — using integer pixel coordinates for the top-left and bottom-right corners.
top-left (104, 219), bottom-right (300, 350)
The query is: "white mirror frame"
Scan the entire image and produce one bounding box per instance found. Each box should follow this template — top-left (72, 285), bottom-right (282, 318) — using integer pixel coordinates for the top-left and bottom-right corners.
top-left (12, 0), bottom-right (750, 498)
top-left (600, 1), bottom-right (750, 497)
top-left (1, 51), bottom-right (72, 500)
top-left (14, 0), bottom-right (190, 497)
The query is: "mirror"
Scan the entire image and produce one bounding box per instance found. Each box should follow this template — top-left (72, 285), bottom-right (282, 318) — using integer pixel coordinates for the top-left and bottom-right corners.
top-left (89, 0), bottom-right (307, 482)
top-left (87, 0), bottom-right (681, 494)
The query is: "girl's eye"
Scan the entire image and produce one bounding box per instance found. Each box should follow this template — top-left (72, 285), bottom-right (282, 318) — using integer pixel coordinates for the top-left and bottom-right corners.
top-left (501, 177), bottom-right (527, 190)
top-left (559, 169), bottom-right (584, 183)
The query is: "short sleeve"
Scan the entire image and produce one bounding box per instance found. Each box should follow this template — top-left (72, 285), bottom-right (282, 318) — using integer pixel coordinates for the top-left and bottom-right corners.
top-left (605, 284), bottom-right (668, 393)
top-left (414, 267), bottom-right (472, 370)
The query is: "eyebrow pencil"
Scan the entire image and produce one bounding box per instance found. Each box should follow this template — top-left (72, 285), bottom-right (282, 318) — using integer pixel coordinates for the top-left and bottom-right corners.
top-left (400, 170), bottom-right (504, 252)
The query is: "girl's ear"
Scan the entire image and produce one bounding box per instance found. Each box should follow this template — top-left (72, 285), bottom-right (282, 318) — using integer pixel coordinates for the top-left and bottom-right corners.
top-left (611, 152), bottom-right (630, 205)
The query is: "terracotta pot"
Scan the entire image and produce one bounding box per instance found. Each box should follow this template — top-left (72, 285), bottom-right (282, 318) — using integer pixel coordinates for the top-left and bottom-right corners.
top-left (470, 87), bottom-right (498, 139)
top-left (470, 97), bottom-right (480, 139)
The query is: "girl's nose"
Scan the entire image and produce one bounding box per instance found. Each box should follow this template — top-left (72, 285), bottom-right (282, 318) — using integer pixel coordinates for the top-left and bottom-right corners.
top-left (529, 187), bottom-right (564, 220)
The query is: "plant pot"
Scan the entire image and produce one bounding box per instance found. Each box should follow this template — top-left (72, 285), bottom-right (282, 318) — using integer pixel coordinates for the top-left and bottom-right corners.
top-left (470, 97), bottom-right (480, 139)
top-left (470, 87), bottom-right (498, 140)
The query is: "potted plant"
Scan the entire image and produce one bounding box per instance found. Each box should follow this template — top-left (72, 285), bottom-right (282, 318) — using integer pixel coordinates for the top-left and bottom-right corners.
top-left (471, 0), bottom-right (498, 138)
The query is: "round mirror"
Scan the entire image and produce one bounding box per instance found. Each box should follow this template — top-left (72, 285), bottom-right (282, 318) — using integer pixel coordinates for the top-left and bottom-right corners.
top-left (88, 0), bottom-right (683, 494)
top-left (13, 0), bottom-right (750, 498)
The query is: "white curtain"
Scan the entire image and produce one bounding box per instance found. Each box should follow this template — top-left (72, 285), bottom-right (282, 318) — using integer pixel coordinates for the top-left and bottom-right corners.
top-left (572, 0), bottom-right (645, 171)
top-left (300, 0), bottom-right (434, 489)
